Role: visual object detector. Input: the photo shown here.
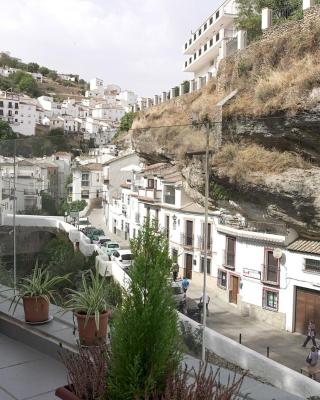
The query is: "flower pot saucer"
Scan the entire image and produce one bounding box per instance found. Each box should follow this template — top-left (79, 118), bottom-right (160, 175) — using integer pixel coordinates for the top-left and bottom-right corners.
top-left (25, 315), bottom-right (54, 325)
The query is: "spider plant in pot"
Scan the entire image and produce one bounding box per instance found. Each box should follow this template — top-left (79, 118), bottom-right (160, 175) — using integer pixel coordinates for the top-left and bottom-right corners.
top-left (65, 268), bottom-right (110, 346)
top-left (10, 261), bottom-right (70, 324)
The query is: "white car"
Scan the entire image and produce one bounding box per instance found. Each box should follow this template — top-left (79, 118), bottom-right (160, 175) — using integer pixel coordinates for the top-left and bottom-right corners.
top-left (111, 250), bottom-right (134, 269)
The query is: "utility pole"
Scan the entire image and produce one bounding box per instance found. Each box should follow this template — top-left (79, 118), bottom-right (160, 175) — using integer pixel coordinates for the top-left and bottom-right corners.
top-left (201, 120), bottom-right (210, 362)
top-left (13, 138), bottom-right (17, 294)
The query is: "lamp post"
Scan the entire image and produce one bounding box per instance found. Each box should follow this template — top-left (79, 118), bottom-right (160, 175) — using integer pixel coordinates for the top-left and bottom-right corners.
top-left (201, 119), bottom-right (211, 362)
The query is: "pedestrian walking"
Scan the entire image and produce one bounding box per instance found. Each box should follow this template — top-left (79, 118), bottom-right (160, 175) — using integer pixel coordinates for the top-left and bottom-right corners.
top-left (302, 320), bottom-right (317, 347)
top-left (172, 263), bottom-right (179, 282)
top-left (306, 346), bottom-right (319, 366)
top-left (181, 277), bottom-right (189, 293)
top-left (198, 293), bottom-right (210, 316)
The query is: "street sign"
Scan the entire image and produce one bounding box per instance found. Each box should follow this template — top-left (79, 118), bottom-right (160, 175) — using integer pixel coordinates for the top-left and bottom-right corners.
top-left (243, 268), bottom-right (261, 280)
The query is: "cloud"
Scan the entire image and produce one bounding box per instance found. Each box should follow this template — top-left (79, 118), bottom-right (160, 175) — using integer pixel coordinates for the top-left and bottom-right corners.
top-left (0, 0), bottom-right (219, 96)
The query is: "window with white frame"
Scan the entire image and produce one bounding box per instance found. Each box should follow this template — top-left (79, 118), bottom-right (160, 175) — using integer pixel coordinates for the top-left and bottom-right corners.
top-left (81, 190), bottom-right (89, 199)
top-left (81, 173), bottom-right (89, 187)
top-left (262, 288), bottom-right (279, 311)
top-left (217, 269), bottom-right (227, 289)
top-left (304, 258), bottom-right (320, 273)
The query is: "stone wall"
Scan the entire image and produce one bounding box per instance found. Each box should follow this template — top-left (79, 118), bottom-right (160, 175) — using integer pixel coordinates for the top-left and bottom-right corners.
top-left (262, 5), bottom-right (320, 41)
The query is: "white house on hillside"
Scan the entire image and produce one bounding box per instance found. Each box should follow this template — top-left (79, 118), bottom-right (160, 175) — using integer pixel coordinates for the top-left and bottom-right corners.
top-left (183, 0), bottom-right (244, 89)
top-left (71, 163), bottom-right (103, 203)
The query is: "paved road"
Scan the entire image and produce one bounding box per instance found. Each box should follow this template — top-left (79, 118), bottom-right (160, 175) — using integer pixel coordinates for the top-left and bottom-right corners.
top-left (87, 207), bottom-right (130, 249)
top-left (187, 282), bottom-right (314, 374)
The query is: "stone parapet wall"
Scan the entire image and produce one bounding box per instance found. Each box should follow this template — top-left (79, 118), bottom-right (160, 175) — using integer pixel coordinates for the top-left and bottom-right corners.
top-left (262, 5), bottom-right (320, 41)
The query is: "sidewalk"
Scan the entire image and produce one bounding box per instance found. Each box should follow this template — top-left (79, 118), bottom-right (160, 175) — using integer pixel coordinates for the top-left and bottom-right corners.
top-left (187, 281), bottom-right (313, 374)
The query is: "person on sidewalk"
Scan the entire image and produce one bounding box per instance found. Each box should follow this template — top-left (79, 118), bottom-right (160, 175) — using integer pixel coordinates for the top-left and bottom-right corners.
top-left (302, 320), bottom-right (317, 347)
top-left (198, 293), bottom-right (210, 316)
top-left (181, 277), bottom-right (189, 293)
top-left (172, 264), bottom-right (179, 282)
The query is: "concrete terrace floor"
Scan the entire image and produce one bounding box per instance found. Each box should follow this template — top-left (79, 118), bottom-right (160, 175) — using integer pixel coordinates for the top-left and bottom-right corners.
top-left (0, 333), bottom-right (66, 400)
top-left (187, 282), bottom-right (314, 375)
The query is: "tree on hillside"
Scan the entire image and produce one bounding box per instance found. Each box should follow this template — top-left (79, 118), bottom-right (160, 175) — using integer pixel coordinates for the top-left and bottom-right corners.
top-left (119, 112), bottom-right (135, 132)
top-left (39, 66), bottom-right (50, 76)
top-left (27, 62), bottom-right (39, 73)
top-left (109, 222), bottom-right (181, 399)
top-left (0, 120), bottom-right (17, 141)
top-left (48, 70), bottom-right (58, 81)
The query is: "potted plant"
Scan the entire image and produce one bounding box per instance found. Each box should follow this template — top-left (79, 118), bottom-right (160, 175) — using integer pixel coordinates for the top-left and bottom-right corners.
top-left (10, 261), bottom-right (69, 324)
top-left (55, 343), bottom-right (109, 400)
top-left (65, 268), bottom-right (109, 346)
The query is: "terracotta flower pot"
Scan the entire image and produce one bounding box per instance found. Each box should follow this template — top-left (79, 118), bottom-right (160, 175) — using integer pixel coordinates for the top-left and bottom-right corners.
top-left (55, 385), bottom-right (80, 400)
top-left (75, 310), bottom-right (108, 346)
top-left (23, 296), bottom-right (49, 323)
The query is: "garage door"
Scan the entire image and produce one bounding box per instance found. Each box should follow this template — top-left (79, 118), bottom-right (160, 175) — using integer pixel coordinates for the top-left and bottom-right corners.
top-left (295, 287), bottom-right (320, 334)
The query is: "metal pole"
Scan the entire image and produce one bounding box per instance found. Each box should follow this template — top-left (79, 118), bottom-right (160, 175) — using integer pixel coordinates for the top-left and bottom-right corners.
top-left (13, 139), bottom-right (17, 294)
top-left (201, 125), bottom-right (210, 362)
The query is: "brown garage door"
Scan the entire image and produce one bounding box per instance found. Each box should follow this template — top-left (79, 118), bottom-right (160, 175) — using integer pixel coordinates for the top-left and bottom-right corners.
top-left (295, 287), bottom-right (320, 334)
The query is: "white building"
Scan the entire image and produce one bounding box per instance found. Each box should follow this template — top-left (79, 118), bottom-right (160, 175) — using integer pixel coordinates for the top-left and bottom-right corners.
top-left (183, 0), bottom-right (241, 86)
top-left (0, 91), bottom-right (36, 136)
top-left (92, 103), bottom-right (125, 123)
top-left (71, 163), bottom-right (103, 203)
top-left (51, 152), bottom-right (72, 202)
top-left (106, 161), bottom-right (320, 335)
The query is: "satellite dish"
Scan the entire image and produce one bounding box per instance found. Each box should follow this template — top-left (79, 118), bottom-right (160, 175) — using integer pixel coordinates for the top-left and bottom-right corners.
top-left (273, 248), bottom-right (283, 259)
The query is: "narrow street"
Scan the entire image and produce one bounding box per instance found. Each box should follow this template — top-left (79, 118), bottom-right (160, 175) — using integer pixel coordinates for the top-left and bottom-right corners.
top-left (187, 282), bottom-right (312, 374)
top-left (88, 207), bottom-right (314, 375)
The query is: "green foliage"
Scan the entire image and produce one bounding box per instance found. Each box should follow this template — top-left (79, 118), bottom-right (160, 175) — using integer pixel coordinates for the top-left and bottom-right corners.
top-left (0, 70), bottom-right (41, 97)
top-left (109, 222), bottom-right (181, 399)
top-left (48, 70), bottom-right (58, 81)
top-left (236, 0), bottom-right (305, 42)
top-left (65, 268), bottom-right (109, 329)
top-left (0, 120), bottom-right (17, 141)
top-left (10, 261), bottom-right (70, 313)
top-left (39, 66), bottom-right (50, 76)
top-left (58, 199), bottom-right (87, 216)
top-left (119, 112), bottom-right (135, 132)
top-left (27, 62), bottom-right (39, 73)
top-left (182, 80), bottom-right (190, 94)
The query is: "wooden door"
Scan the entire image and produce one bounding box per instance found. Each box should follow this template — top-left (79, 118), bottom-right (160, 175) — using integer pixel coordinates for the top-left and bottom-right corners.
top-left (295, 287), bottom-right (320, 334)
top-left (230, 275), bottom-right (239, 304)
top-left (186, 220), bottom-right (193, 246)
top-left (185, 254), bottom-right (193, 280)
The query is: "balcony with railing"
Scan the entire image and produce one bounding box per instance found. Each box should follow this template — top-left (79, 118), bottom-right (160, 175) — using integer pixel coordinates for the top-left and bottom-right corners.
top-left (181, 233), bottom-right (194, 249)
top-left (183, 4), bottom-right (238, 55)
top-left (138, 188), bottom-right (162, 203)
top-left (135, 212), bottom-right (141, 224)
top-left (261, 263), bottom-right (280, 286)
top-left (222, 250), bottom-right (235, 270)
top-left (197, 235), bottom-right (213, 252)
top-left (183, 28), bottom-right (237, 73)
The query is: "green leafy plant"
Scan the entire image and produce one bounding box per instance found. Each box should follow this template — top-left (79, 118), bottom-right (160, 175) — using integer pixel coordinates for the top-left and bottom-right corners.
top-left (108, 221), bottom-right (181, 399)
top-left (65, 268), bottom-right (109, 329)
top-left (10, 261), bottom-right (69, 313)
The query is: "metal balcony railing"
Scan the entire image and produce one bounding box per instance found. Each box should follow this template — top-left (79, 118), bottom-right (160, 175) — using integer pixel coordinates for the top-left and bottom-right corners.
top-left (261, 264), bottom-right (280, 286)
top-left (181, 233), bottom-right (194, 248)
top-left (197, 236), bottom-right (212, 252)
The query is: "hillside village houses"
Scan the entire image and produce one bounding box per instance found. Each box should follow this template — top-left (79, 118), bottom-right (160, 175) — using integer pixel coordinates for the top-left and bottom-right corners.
top-left (95, 157), bottom-right (320, 335)
top-left (0, 75), bottom-right (137, 147)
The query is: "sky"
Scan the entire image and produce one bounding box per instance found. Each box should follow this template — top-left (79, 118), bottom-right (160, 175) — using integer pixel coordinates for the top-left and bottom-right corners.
top-left (0, 0), bottom-right (220, 96)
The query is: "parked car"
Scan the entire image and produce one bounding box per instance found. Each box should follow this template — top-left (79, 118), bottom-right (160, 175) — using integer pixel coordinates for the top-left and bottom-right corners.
top-left (111, 250), bottom-right (134, 269)
top-left (77, 217), bottom-right (92, 230)
top-left (87, 228), bottom-right (104, 241)
top-left (82, 226), bottom-right (97, 236)
top-left (171, 281), bottom-right (186, 312)
top-left (102, 242), bottom-right (120, 257)
top-left (92, 236), bottom-right (111, 246)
